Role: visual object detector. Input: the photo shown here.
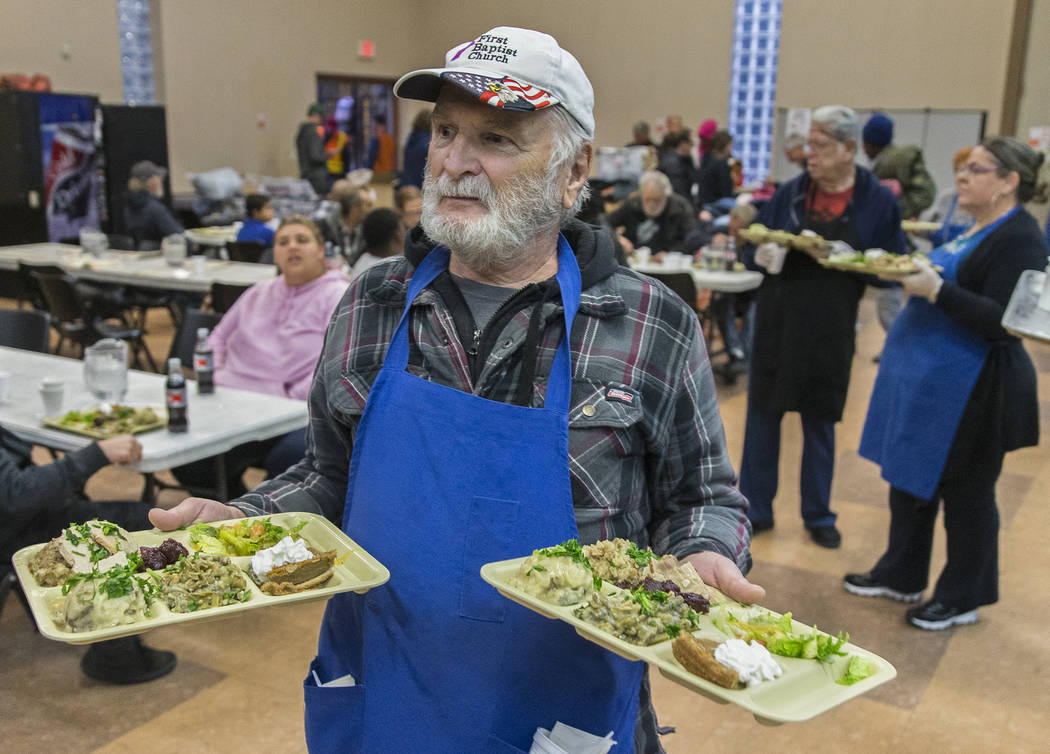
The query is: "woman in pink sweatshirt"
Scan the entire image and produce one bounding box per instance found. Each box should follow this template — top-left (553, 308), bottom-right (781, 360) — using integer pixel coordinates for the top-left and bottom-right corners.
top-left (174, 216), bottom-right (348, 498)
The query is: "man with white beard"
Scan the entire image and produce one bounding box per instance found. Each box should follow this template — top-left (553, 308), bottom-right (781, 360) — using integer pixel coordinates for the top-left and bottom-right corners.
top-left (149, 26), bottom-right (761, 753)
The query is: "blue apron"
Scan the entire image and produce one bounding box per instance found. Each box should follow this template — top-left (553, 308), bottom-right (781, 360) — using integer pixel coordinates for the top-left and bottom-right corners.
top-left (859, 208), bottom-right (1018, 499)
top-left (304, 237), bottom-right (643, 753)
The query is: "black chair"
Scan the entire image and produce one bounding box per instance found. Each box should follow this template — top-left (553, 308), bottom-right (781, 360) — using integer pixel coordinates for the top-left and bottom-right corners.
top-left (0, 308), bottom-right (51, 352)
top-left (31, 271), bottom-right (159, 371)
top-left (107, 234), bottom-right (137, 251)
top-left (647, 270), bottom-right (718, 347)
top-left (225, 240), bottom-right (267, 264)
top-left (167, 308), bottom-right (222, 367)
top-left (210, 282), bottom-right (252, 314)
top-left (16, 261), bottom-right (63, 311)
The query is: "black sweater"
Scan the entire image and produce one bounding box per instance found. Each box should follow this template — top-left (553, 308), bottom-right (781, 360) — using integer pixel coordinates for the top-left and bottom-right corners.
top-left (938, 208), bottom-right (1049, 457)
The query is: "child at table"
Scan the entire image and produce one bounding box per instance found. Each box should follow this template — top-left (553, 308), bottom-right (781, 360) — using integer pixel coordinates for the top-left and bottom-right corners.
top-left (237, 194), bottom-right (277, 249)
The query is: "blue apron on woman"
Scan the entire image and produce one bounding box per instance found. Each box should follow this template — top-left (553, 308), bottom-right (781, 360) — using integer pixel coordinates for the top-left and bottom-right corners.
top-left (303, 237), bottom-right (644, 753)
top-left (859, 208), bottom-right (1019, 500)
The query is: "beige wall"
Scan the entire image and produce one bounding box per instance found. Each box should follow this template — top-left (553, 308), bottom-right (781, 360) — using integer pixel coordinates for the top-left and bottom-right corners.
top-left (778, 0), bottom-right (1013, 132)
top-left (154, 0), bottom-right (429, 191)
top-left (417, 0), bottom-right (736, 150)
top-left (1016, 0), bottom-right (1050, 224)
top-left (0, 0), bottom-right (123, 101)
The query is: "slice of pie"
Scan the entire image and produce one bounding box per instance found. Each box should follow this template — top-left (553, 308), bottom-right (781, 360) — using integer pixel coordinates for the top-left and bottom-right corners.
top-left (256, 549), bottom-right (337, 595)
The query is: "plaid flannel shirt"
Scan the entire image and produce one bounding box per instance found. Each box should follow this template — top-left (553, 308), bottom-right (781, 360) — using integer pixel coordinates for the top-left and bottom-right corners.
top-left (234, 231), bottom-right (750, 571)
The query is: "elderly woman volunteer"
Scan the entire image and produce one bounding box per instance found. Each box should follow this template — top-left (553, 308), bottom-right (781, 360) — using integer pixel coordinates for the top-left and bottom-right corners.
top-left (739, 105), bottom-right (906, 548)
top-left (173, 216), bottom-right (348, 496)
top-left (846, 138), bottom-right (1049, 630)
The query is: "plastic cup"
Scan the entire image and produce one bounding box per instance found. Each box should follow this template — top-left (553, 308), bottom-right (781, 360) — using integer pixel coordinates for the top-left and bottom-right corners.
top-left (40, 377), bottom-right (64, 416)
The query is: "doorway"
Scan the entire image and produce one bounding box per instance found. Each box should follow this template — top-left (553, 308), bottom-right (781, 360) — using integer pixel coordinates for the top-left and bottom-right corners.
top-left (315, 74), bottom-right (398, 177)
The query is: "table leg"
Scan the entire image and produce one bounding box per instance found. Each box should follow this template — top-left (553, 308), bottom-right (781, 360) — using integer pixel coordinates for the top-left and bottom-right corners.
top-left (214, 454), bottom-right (229, 501)
top-left (141, 472), bottom-right (157, 503)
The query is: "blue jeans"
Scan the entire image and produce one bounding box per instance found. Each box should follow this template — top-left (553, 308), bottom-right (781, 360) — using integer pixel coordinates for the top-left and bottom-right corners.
top-left (738, 389), bottom-right (837, 529)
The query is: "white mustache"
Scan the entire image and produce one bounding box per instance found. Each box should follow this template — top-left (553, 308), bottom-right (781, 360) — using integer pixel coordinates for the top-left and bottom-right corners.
top-left (431, 174), bottom-right (493, 204)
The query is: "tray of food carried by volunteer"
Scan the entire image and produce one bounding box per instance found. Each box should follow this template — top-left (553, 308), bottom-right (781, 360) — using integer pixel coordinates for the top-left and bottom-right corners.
top-left (12, 512), bottom-right (389, 645)
top-left (481, 539), bottom-right (896, 724)
top-left (818, 248), bottom-right (941, 277)
top-left (900, 220), bottom-right (943, 233)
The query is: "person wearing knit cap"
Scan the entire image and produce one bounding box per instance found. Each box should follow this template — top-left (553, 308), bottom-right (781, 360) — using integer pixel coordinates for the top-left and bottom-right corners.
top-left (862, 112), bottom-right (937, 342)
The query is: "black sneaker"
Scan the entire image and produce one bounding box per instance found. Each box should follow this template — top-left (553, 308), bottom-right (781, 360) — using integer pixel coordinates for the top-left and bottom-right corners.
top-left (906, 601), bottom-right (979, 631)
top-left (843, 572), bottom-right (923, 603)
top-left (750, 519), bottom-right (774, 533)
top-left (81, 635), bottom-right (177, 684)
top-left (808, 525), bottom-right (841, 549)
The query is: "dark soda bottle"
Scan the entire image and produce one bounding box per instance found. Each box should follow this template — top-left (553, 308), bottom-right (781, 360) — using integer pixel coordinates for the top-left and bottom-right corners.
top-left (194, 327), bottom-right (214, 394)
top-left (166, 357), bottom-right (188, 433)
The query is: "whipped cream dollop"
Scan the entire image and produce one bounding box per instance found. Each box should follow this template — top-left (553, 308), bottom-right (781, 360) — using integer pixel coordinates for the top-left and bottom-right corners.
top-left (714, 638), bottom-right (783, 686)
top-left (250, 536), bottom-right (312, 579)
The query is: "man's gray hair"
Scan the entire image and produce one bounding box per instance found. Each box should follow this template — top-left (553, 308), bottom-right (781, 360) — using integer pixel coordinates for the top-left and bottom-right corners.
top-left (546, 104), bottom-right (592, 221)
top-left (633, 120), bottom-right (650, 135)
top-left (811, 105), bottom-right (859, 143)
top-left (639, 170), bottom-right (672, 196)
top-left (783, 132), bottom-right (806, 150)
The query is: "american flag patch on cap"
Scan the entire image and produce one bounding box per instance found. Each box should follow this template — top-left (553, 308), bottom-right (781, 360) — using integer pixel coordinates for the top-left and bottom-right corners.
top-left (441, 71), bottom-right (555, 112)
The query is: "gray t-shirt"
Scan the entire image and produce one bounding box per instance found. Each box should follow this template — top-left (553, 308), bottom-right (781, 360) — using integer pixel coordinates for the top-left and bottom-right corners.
top-left (451, 274), bottom-right (517, 330)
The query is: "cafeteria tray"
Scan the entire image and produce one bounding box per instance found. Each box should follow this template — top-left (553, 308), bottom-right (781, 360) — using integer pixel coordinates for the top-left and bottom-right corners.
top-left (481, 557), bottom-right (896, 724)
top-left (901, 220), bottom-right (942, 233)
top-left (1002, 269), bottom-right (1050, 344)
top-left (816, 258), bottom-right (940, 277)
top-left (42, 404), bottom-right (167, 438)
top-left (13, 512), bottom-right (390, 645)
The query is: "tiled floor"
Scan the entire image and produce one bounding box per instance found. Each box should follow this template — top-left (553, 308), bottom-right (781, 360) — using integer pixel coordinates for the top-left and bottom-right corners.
top-left (2, 290), bottom-right (1047, 753)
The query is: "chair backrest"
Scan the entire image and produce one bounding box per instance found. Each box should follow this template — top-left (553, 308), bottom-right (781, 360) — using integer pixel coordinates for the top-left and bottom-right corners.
top-left (646, 271), bottom-right (700, 314)
top-left (31, 271), bottom-right (87, 323)
top-left (225, 240), bottom-right (267, 264)
top-left (209, 282), bottom-right (252, 314)
top-left (0, 308), bottom-right (51, 352)
top-left (107, 234), bottom-right (137, 251)
top-left (167, 308), bottom-right (223, 366)
top-left (17, 262), bottom-right (65, 310)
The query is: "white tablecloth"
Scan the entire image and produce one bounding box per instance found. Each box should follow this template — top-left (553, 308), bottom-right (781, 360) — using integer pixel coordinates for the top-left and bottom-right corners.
top-left (0, 346), bottom-right (308, 472)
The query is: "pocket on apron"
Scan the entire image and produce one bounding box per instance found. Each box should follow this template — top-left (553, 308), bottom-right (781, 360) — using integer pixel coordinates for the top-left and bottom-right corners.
top-left (458, 495), bottom-right (521, 621)
top-left (303, 656), bottom-right (366, 754)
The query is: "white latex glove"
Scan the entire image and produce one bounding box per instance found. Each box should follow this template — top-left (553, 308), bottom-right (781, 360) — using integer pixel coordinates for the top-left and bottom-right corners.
top-left (898, 259), bottom-right (944, 303)
top-left (754, 242), bottom-right (788, 274)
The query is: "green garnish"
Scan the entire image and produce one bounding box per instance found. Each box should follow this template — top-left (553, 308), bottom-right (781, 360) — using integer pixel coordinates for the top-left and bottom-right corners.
top-left (665, 624), bottom-right (683, 639)
top-left (626, 542), bottom-right (654, 567)
top-left (526, 564), bottom-right (547, 576)
top-left (538, 539), bottom-right (589, 567)
top-left (837, 655), bottom-right (874, 685)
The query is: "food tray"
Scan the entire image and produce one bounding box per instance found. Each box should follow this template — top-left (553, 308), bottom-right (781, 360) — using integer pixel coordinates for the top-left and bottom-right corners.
top-left (1002, 269), bottom-right (1050, 344)
top-left (481, 557), bottom-right (896, 724)
top-left (13, 512), bottom-right (390, 645)
top-left (901, 220), bottom-right (942, 233)
top-left (42, 405), bottom-right (168, 438)
top-left (817, 258), bottom-right (922, 277)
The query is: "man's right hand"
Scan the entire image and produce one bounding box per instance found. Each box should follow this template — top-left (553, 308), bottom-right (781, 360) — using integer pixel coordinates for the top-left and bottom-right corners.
top-left (148, 497), bottom-right (245, 531)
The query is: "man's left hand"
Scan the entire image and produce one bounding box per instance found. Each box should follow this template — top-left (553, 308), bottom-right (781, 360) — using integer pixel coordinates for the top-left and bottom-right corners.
top-left (684, 551), bottom-right (766, 604)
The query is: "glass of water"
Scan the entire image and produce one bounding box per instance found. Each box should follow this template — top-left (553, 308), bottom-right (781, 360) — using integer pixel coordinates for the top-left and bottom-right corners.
top-left (84, 339), bottom-right (128, 404)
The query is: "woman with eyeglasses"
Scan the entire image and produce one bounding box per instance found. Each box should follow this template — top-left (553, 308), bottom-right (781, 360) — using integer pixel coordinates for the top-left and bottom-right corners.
top-left (846, 137), bottom-right (1049, 630)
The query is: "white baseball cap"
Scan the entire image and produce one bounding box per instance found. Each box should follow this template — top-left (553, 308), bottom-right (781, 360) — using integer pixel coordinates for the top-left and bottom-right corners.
top-left (394, 26), bottom-right (594, 139)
